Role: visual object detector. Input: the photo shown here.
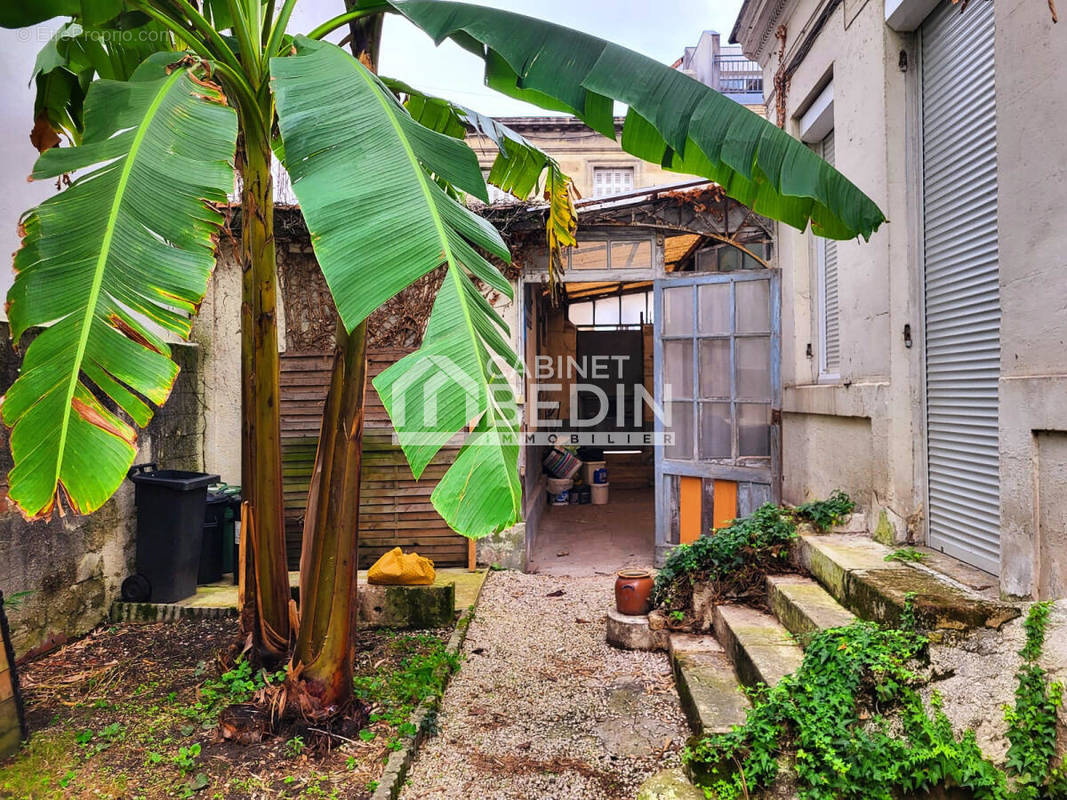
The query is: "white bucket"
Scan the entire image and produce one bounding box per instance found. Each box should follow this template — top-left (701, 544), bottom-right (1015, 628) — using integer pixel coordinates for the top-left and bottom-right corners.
top-left (546, 477), bottom-right (574, 494)
top-left (583, 461), bottom-right (607, 485)
top-left (591, 482), bottom-right (610, 505)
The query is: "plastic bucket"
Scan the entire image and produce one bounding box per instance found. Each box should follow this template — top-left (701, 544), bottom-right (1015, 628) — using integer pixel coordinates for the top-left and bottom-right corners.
top-left (546, 477), bottom-right (574, 494)
top-left (549, 489), bottom-right (570, 506)
top-left (543, 447), bottom-right (582, 479)
top-left (583, 460), bottom-right (607, 485)
top-left (591, 482), bottom-right (610, 505)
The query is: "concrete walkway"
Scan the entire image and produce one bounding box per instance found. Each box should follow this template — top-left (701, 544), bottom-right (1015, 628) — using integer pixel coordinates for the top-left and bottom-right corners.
top-left (530, 487), bottom-right (655, 577)
top-left (399, 571), bottom-right (688, 800)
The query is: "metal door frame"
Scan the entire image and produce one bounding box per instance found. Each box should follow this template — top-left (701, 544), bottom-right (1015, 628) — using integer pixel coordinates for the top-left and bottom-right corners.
top-left (653, 269), bottom-right (781, 562)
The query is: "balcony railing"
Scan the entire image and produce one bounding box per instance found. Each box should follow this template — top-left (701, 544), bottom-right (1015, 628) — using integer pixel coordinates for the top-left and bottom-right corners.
top-left (713, 55), bottom-right (763, 94)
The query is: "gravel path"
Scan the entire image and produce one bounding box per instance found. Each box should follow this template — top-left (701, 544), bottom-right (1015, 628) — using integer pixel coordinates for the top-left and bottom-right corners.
top-left (399, 571), bottom-right (689, 799)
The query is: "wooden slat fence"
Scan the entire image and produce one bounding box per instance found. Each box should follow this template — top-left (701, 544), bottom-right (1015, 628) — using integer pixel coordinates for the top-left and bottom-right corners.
top-left (280, 350), bottom-right (467, 570)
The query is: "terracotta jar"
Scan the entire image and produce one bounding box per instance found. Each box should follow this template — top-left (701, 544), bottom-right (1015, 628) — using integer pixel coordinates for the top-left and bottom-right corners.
top-left (615, 569), bottom-right (654, 616)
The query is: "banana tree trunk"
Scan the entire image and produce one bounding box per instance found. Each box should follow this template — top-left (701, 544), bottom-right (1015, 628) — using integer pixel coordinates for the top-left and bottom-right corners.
top-left (239, 124), bottom-right (292, 663)
top-left (291, 7), bottom-right (381, 713)
top-left (293, 319), bottom-right (368, 711)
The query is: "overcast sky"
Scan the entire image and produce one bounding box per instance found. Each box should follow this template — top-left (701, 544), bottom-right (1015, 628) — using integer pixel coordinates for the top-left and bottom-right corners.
top-left (0, 0), bottom-right (743, 301)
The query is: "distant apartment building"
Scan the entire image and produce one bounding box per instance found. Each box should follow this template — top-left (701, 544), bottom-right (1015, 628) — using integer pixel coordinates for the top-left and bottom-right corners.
top-left (674, 30), bottom-right (764, 108)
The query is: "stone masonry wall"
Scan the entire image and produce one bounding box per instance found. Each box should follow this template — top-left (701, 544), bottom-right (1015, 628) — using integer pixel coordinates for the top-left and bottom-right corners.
top-left (0, 322), bottom-right (204, 659)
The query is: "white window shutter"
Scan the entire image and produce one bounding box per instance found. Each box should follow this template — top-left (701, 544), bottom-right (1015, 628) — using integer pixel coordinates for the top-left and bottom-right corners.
top-left (819, 130), bottom-right (840, 377)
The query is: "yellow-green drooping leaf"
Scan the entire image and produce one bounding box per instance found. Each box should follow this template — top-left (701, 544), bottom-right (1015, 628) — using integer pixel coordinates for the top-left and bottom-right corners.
top-left (544, 163), bottom-right (578, 288)
top-left (3, 54), bottom-right (237, 518)
top-left (387, 0), bottom-right (886, 241)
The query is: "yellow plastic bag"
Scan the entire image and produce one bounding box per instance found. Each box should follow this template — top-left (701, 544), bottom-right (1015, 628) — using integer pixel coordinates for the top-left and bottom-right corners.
top-left (367, 547), bottom-right (436, 585)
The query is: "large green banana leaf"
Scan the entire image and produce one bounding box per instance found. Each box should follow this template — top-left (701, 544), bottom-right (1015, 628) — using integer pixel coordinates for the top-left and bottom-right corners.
top-left (31, 18), bottom-right (173, 146)
top-left (0, 0), bottom-right (79, 28)
top-left (3, 54), bottom-right (238, 518)
top-left (386, 0), bottom-right (886, 241)
top-left (272, 38), bottom-right (522, 537)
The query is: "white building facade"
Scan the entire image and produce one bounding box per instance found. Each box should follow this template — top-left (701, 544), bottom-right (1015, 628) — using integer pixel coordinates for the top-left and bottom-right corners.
top-left (732, 0), bottom-right (1066, 599)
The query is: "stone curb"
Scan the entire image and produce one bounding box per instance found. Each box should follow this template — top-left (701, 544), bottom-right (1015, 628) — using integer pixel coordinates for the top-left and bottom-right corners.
top-left (370, 580), bottom-right (484, 800)
top-left (110, 602), bottom-right (238, 623)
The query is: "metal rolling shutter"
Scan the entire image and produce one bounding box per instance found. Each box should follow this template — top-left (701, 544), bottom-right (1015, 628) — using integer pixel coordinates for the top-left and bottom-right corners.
top-left (921, 0), bottom-right (1000, 574)
top-left (821, 131), bottom-right (840, 375)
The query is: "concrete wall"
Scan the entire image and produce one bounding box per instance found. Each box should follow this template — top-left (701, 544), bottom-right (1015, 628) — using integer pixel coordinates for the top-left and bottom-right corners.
top-left (994, 0), bottom-right (1067, 599)
top-left (746, 0), bottom-right (922, 544)
top-left (737, 0), bottom-right (1066, 596)
top-left (0, 323), bottom-right (204, 659)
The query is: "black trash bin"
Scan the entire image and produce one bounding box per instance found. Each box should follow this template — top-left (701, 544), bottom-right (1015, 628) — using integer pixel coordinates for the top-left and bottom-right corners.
top-left (124, 464), bottom-right (219, 603)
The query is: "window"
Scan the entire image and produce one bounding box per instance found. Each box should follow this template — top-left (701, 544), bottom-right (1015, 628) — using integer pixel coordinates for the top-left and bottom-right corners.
top-left (661, 279), bottom-right (773, 463)
top-left (815, 130), bottom-right (840, 379)
top-left (566, 291), bottom-right (653, 326)
top-left (592, 167), bottom-right (634, 198)
top-left (694, 242), bottom-right (771, 272)
top-left (566, 234), bottom-right (653, 271)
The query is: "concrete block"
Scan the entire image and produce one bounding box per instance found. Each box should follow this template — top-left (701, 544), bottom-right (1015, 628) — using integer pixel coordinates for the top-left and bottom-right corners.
top-left (606, 609), bottom-right (668, 651)
top-left (832, 512), bottom-right (869, 535)
top-left (766, 574), bottom-right (855, 641)
top-left (797, 533), bottom-right (1020, 630)
top-left (872, 507), bottom-right (908, 546)
top-left (476, 522), bottom-right (526, 572)
top-left (713, 604), bottom-right (805, 689)
top-left (690, 581), bottom-right (718, 632)
top-left (358, 582), bottom-right (456, 630)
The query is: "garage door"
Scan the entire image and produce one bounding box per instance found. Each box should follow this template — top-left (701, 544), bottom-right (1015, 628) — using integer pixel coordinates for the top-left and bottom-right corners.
top-left (921, 0), bottom-right (1000, 574)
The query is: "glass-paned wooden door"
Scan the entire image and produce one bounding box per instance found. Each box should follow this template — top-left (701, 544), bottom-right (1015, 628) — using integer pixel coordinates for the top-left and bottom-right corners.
top-left (653, 271), bottom-right (780, 562)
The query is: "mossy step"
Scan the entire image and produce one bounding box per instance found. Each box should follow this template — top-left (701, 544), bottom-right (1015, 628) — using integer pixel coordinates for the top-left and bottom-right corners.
top-left (668, 634), bottom-right (749, 736)
top-left (766, 574), bottom-right (855, 641)
top-left (637, 768), bottom-right (706, 800)
top-left (796, 533), bottom-right (1020, 630)
top-left (712, 604), bottom-right (805, 689)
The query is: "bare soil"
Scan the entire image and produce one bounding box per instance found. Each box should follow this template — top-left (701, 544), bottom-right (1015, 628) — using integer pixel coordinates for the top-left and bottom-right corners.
top-left (0, 619), bottom-right (451, 799)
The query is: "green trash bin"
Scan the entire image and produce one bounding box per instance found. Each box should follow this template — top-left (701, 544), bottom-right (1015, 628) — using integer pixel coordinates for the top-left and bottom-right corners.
top-left (202, 484), bottom-right (241, 584)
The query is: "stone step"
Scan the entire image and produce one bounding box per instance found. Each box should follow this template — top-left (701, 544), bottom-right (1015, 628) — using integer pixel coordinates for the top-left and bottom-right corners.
top-left (766, 574), bottom-right (856, 641)
top-left (637, 768), bottom-right (705, 800)
top-left (795, 533), bottom-right (1020, 631)
top-left (712, 604), bottom-right (805, 689)
top-left (668, 634), bottom-right (749, 736)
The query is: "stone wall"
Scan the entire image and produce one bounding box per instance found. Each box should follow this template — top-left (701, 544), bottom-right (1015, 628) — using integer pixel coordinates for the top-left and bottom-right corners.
top-left (0, 322), bottom-right (204, 659)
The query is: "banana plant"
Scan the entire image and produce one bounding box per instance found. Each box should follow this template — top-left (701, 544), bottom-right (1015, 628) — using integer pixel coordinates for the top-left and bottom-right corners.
top-left (2, 0), bottom-right (885, 715)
